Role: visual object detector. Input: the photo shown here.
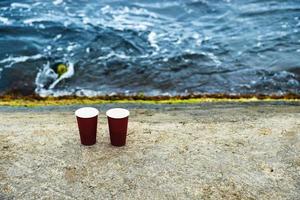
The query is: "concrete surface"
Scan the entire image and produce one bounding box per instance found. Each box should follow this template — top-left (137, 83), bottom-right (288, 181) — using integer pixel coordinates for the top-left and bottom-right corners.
top-left (0, 102), bottom-right (299, 199)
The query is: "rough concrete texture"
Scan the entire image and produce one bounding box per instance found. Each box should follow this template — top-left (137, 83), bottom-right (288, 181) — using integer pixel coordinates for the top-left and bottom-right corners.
top-left (0, 103), bottom-right (299, 200)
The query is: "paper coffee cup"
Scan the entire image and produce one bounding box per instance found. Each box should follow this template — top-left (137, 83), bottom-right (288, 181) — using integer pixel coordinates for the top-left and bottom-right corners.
top-left (75, 107), bottom-right (99, 146)
top-left (106, 108), bottom-right (130, 147)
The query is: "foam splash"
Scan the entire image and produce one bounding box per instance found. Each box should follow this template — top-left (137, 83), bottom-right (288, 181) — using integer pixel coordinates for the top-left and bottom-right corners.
top-left (35, 62), bottom-right (75, 97)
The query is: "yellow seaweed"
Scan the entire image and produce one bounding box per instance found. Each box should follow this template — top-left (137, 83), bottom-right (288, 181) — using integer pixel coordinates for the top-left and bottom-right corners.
top-left (0, 96), bottom-right (299, 107)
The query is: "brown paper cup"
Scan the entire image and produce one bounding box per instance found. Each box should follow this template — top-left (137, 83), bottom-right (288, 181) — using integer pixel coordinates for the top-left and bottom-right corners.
top-left (75, 107), bottom-right (99, 146)
top-left (106, 108), bottom-right (130, 147)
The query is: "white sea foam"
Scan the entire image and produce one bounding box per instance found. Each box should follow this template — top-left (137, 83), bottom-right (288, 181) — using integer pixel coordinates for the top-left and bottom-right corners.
top-left (0, 54), bottom-right (43, 68)
top-left (281, 23), bottom-right (288, 29)
top-left (24, 18), bottom-right (46, 25)
top-left (205, 52), bottom-right (222, 67)
top-left (96, 51), bottom-right (130, 61)
top-left (256, 42), bottom-right (262, 47)
top-left (32, 2), bottom-right (42, 7)
top-left (102, 6), bottom-right (158, 18)
top-left (133, 2), bottom-right (181, 9)
top-left (112, 15), bottom-right (150, 31)
top-left (54, 34), bottom-right (62, 41)
top-left (101, 5), bottom-right (111, 13)
top-left (148, 32), bottom-right (160, 51)
top-left (36, 87), bottom-right (167, 98)
top-left (53, 0), bottom-right (63, 6)
top-left (75, 89), bottom-right (105, 97)
top-left (0, 17), bottom-right (12, 25)
top-left (36, 88), bottom-right (72, 97)
top-left (192, 33), bottom-right (202, 46)
top-left (36, 88), bottom-right (99, 98)
top-left (24, 14), bottom-right (79, 28)
top-left (66, 43), bottom-right (78, 52)
top-left (39, 24), bottom-right (45, 29)
top-left (23, 16), bottom-right (66, 26)
top-left (35, 62), bottom-right (57, 89)
top-left (98, 5), bottom-right (163, 31)
top-left (11, 3), bottom-right (31, 9)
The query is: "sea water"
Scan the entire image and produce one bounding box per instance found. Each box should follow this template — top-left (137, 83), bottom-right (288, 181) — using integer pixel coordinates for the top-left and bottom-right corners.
top-left (0, 0), bottom-right (299, 97)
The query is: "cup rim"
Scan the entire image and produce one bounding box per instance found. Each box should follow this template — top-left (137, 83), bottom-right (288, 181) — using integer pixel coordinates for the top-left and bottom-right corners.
top-left (106, 108), bottom-right (129, 119)
top-left (75, 107), bottom-right (99, 118)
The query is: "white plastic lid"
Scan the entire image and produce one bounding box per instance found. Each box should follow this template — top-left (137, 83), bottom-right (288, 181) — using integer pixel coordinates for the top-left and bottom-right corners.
top-left (75, 107), bottom-right (99, 118)
top-left (106, 108), bottom-right (130, 119)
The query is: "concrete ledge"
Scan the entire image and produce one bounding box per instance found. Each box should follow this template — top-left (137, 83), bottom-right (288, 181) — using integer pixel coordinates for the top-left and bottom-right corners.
top-left (0, 103), bottom-right (299, 199)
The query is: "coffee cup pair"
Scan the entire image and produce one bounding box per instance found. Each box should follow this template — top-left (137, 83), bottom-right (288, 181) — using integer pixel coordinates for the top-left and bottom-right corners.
top-left (75, 107), bottom-right (129, 147)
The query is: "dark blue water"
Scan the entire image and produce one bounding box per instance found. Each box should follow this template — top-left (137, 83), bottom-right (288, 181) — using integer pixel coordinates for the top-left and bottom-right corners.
top-left (0, 0), bottom-right (299, 97)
